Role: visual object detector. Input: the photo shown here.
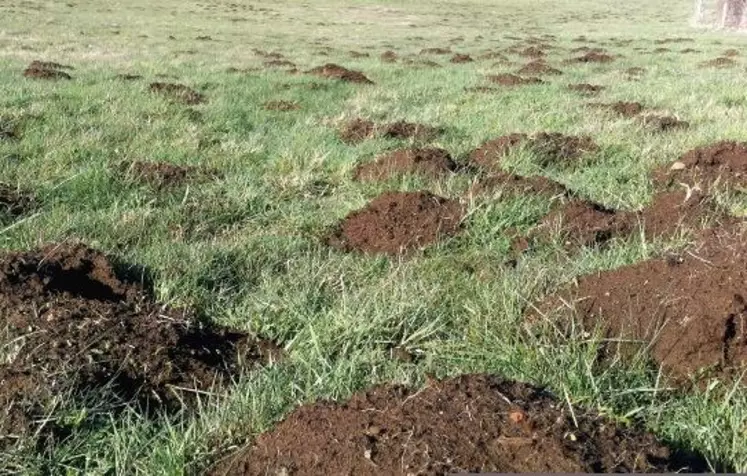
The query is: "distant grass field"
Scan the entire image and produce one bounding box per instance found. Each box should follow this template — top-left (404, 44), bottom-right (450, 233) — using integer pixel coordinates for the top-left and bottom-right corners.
top-left (2, 0), bottom-right (747, 473)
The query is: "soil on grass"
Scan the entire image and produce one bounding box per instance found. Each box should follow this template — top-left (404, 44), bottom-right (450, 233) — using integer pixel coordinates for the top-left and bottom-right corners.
top-left (592, 101), bottom-right (645, 118)
top-left (264, 59), bottom-right (296, 68)
top-left (701, 57), bottom-right (736, 68)
top-left (567, 83), bottom-right (604, 95)
top-left (529, 133), bottom-right (599, 167)
top-left (680, 48), bottom-right (700, 53)
top-left (23, 64), bottom-right (72, 80)
top-left (210, 374), bottom-right (704, 475)
top-left (450, 53), bottom-right (473, 63)
top-left (380, 50), bottom-right (398, 62)
top-left (655, 141), bottom-right (747, 191)
top-left (488, 74), bottom-right (544, 86)
top-left (353, 148), bottom-right (457, 182)
top-left (125, 161), bottom-right (212, 189)
top-left (116, 73), bottom-right (143, 80)
top-left (420, 47), bottom-right (451, 55)
top-left (533, 224), bottom-right (747, 382)
top-left (327, 191), bottom-right (463, 255)
top-left (625, 67), bottom-right (646, 77)
top-left (263, 100), bottom-right (299, 111)
top-left (307, 64), bottom-right (373, 84)
top-left (518, 46), bottom-right (546, 57)
top-left (0, 244), bottom-right (278, 441)
top-left (723, 49), bottom-right (740, 57)
top-left (517, 60), bottom-right (562, 75)
top-left (470, 133), bottom-right (529, 170)
top-left (339, 119), bottom-right (441, 144)
top-left (0, 183), bottom-right (35, 220)
top-left (149, 82), bottom-right (205, 105)
top-left (568, 51), bottom-right (615, 63)
top-left (641, 115), bottom-right (689, 132)
top-left (349, 50), bottom-right (370, 58)
top-left (471, 172), bottom-right (568, 198)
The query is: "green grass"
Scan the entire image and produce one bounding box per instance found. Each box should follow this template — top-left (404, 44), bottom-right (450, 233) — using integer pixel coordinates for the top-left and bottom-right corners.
top-left (2, 0), bottom-right (747, 473)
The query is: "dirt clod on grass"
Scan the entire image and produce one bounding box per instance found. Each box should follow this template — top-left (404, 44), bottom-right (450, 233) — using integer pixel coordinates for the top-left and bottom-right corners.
top-left (471, 132), bottom-right (597, 169)
top-left (450, 53), bottom-right (473, 63)
top-left (641, 115), bottom-right (689, 132)
top-left (125, 161), bottom-right (212, 189)
top-left (0, 244), bottom-right (277, 441)
top-left (487, 74), bottom-right (544, 86)
top-left (327, 191), bottom-right (463, 255)
top-left (23, 64), bottom-right (72, 80)
top-left (568, 51), bottom-right (615, 63)
top-left (149, 82), bottom-right (205, 105)
top-left (353, 148), bottom-right (457, 182)
top-left (517, 60), bottom-right (562, 75)
top-left (0, 183), bottom-right (35, 220)
top-left (701, 57), bottom-right (736, 68)
top-left (339, 119), bottom-right (441, 144)
top-left (307, 64), bottom-right (373, 84)
top-left (211, 374), bottom-right (703, 475)
top-left (470, 133), bottom-right (529, 170)
top-left (264, 59), bottom-right (296, 69)
top-left (655, 141), bottom-right (747, 191)
top-left (471, 172), bottom-right (568, 198)
top-left (567, 83), bottom-right (604, 95)
top-left (263, 100), bottom-right (299, 111)
top-left (419, 47), bottom-right (451, 55)
top-left (518, 46), bottom-right (546, 58)
top-left (349, 50), bottom-right (370, 58)
top-left (380, 50), bottom-right (398, 62)
top-left (116, 73), bottom-right (143, 80)
top-left (534, 224), bottom-right (747, 382)
top-left (592, 101), bottom-right (645, 118)
top-left (28, 60), bottom-right (73, 70)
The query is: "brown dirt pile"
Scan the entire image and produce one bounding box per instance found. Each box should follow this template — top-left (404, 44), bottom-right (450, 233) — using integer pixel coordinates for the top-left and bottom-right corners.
top-left (567, 83), bottom-right (604, 95)
top-left (470, 133), bottom-right (597, 169)
top-left (592, 101), bottom-right (645, 117)
top-left (150, 82), bottom-right (205, 105)
top-left (263, 100), bottom-right (299, 111)
top-left (517, 60), bottom-right (562, 75)
top-left (470, 133), bottom-right (529, 170)
top-left (0, 244), bottom-right (276, 441)
top-left (518, 46), bottom-right (546, 58)
top-left (569, 52), bottom-right (615, 63)
top-left (641, 115), bottom-right (689, 132)
top-left (339, 119), bottom-right (441, 144)
top-left (380, 50), bottom-right (398, 62)
top-left (210, 374), bottom-right (703, 475)
top-left (327, 191), bottom-right (463, 255)
top-left (488, 74), bottom-right (544, 86)
top-left (450, 53), bottom-right (473, 63)
top-left (533, 225), bottom-right (747, 382)
top-left (23, 63), bottom-right (72, 80)
top-left (307, 64), bottom-right (373, 84)
top-left (655, 141), bottom-right (747, 191)
top-left (264, 59), bottom-right (296, 68)
top-left (419, 47), bottom-right (451, 55)
top-left (353, 148), bottom-right (456, 182)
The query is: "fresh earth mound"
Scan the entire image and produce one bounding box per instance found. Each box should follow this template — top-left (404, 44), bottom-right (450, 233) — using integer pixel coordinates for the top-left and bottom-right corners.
top-left (450, 53), bottom-right (473, 63)
top-left (353, 147), bottom-right (457, 182)
top-left (0, 183), bottom-right (35, 221)
top-left (701, 57), bottom-right (736, 68)
top-left (569, 52), bottom-right (615, 63)
top-left (0, 118), bottom-right (17, 141)
top-left (518, 46), bottom-right (546, 57)
top-left (567, 83), bottom-right (604, 95)
top-left (339, 119), bottom-right (441, 144)
top-left (149, 82), bottom-right (205, 105)
top-left (23, 64), bottom-right (72, 80)
top-left (470, 132), bottom-right (597, 169)
top-left (419, 47), bottom-right (451, 55)
top-left (655, 141), bottom-right (747, 191)
top-left (534, 225), bottom-right (747, 382)
top-left (488, 74), bottom-right (544, 86)
top-left (470, 133), bottom-right (529, 170)
top-left (28, 60), bottom-right (73, 70)
top-left (0, 244), bottom-right (276, 441)
top-left (327, 191), bottom-right (463, 255)
top-left (380, 50), bottom-right (398, 62)
top-left (517, 60), bottom-right (562, 75)
top-left (641, 115), bottom-right (689, 132)
top-left (307, 64), bottom-right (373, 84)
top-left (210, 374), bottom-right (702, 475)
top-left (592, 101), bottom-right (645, 118)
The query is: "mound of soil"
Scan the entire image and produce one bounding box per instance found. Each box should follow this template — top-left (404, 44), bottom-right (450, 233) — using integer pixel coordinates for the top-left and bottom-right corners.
top-left (534, 224), bottom-right (747, 382)
top-left (353, 148), bottom-right (457, 182)
top-left (0, 184), bottom-right (35, 220)
top-left (23, 64), bottom-right (72, 80)
top-left (116, 73), bottom-right (143, 80)
top-left (471, 172), bottom-right (568, 198)
top-left (655, 37), bottom-right (693, 44)
top-left (517, 60), bottom-right (562, 75)
top-left (419, 47), bottom-right (451, 55)
top-left (28, 60), bottom-right (72, 70)
top-left (149, 82), bottom-right (205, 105)
top-left (210, 374), bottom-right (702, 475)
top-left (655, 141), bottom-right (747, 191)
top-left (641, 115), bottom-right (689, 132)
top-left (263, 100), bottom-right (299, 111)
top-left (125, 161), bottom-right (210, 189)
top-left (380, 50), bottom-right (398, 62)
top-left (340, 118), bottom-right (376, 143)
top-left (567, 83), bottom-right (604, 95)
top-left (339, 119), bottom-right (441, 144)
top-left (327, 191), bottom-right (463, 255)
top-left (264, 59), bottom-right (296, 68)
top-left (307, 64), bottom-right (373, 84)
top-left (518, 46), bottom-right (546, 58)
top-left (0, 244), bottom-right (276, 440)
top-left (479, 51), bottom-right (509, 61)
top-left (625, 67), bottom-right (646, 77)
top-left (470, 133), bottom-right (529, 170)
top-left (701, 57), bottom-right (736, 68)
top-left (652, 47), bottom-right (671, 53)
top-left (530, 133), bottom-right (599, 167)
top-left (592, 101), bottom-right (645, 118)
top-left (680, 48), bottom-right (700, 54)
top-left (488, 74), bottom-right (544, 86)
top-left (450, 53), bottom-right (473, 63)
top-left (569, 52), bottom-right (615, 63)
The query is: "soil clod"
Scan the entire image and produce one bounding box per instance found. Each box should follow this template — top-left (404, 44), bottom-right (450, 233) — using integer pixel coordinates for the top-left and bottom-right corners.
top-left (263, 100), bottom-right (300, 111)
top-left (353, 147), bottom-right (457, 182)
top-left (567, 83), bottom-right (604, 95)
top-left (149, 82), bottom-right (205, 105)
top-left (307, 64), bottom-right (373, 84)
top-left (488, 74), bottom-right (544, 86)
top-left (517, 60), bottom-right (562, 75)
top-left (339, 119), bottom-right (441, 144)
top-left (450, 53), bottom-right (473, 63)
top-left (655, 141), bottom-right (747, 191)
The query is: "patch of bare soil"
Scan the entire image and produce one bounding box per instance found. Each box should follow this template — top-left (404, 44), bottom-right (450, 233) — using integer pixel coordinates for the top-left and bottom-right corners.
top-left (568, 52), bottom-right (615, 63)
top-left (518, 46), bottom-right (546, 58)
top-left (0, 244), bottom-right (277, 442)
top-left (641, 115), bottom-right (689, 132)
top-left (655, 141), bottom-right (747, 191)
top-left (252, 48), bottom-right (283, 59)
top-left (307, 63), bottom-right (373, 84)
top-left (567, 83), bottom-right (604, 95)
top-left (28, 60), bottom-right (73, 70)
top-left (655, 37), bottom-right (693, 44)
top-left (380, 50), bottom-right (398, 62)
top-left (349, 51), bottom-right (370, 58)
top-left (517, 60), bottom-right (562, 75)
top-left (487, 74), bottom-right (544, 86)
top-left (419, 47), bottom-right (451, 55)
top-left (529, 133), bottom-right (599, 167)
top-left (478, 51), bottom-right (509, 61)
top-left (625, 67), bottom-right (646, 78)
top-left (353, 148), bottom-right (457, 182)
top-left (339, 119), bottom-right (441, 144)
top-left (264, 59), bottom-right (296, 69)
top-left (125, 161), bottom-right (213, 189)
top-left (680, 48), bottom-right (700, 53)
top-left (652, 47), bottom-right (671, 53)
top-left (0, 184), bottom-right (35, 221)
top-left (470, 133), bottom-right (529, 170)
top-left (149, 82), bottom-right (205, 105)
top-left (533, 224), bottom-right (747, 382)
top-left (592, 101), bottom-right (645, 118)
top-left (450, 53), bottom-right (473, 63)
top-left (263, 100), bottom-right (299, 111)
top-left (471, 172), bottom-right (568, 198)
top-left (327, 191), bottom-right (463, 255)
top-left (210, 374), bottom-right (704, 475)
top-left (701, 57), bottom-right (736, 68)
top-left (23, 63), bottom-right (72, 80)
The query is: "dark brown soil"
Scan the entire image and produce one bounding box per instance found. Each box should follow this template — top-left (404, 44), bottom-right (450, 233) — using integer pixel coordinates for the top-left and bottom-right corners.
top-left (655, 141), bottom-right (747, 191)
top-left (28, 60), bottom-right (73, 70)
top-left (196, 35), bottom-right (213, 41)
top-left (529, 133), bottom-right (599, 167)
top-left (517, 60), bottom-right (562, 75)
top-left (450, 53), bottom-right (473, 63)
top-left (125, 161), bottom-right (210, 189)
top-left (567, 83), bottom-right (604, 95)
top-left (116, 73), bottom-right (143, 80)
top-left (470, 133), bottom-right (529, 170)
top-left (471, 172), bottom-right (568, 198)
top-left (23, 66), bottom-right (72, 80)
top-left (210, 374), bottom-right (703, 475)
top-left (0, 244), bottom-right (277, 441)
top-left (327, 191), bottom-right (463, 255)
top-left (569, 52), bottom-right (615, 63)
top-left (641, 115), bottom-right (689, 132)
top-left (592, 101), bottom-right (645, 118)
top-left (701, 57), bottom-right (736, 68)
top-left (149, 82), bottom-right (205, 105)
top-left (340, 118), bottom-right (376, 143)
top-left (533, 224), bottom-right (747, 382)
top-left (264, 59), bottom-right (296, 68)
top-left (0, 183), bottom-right (35, 220)
top-left (339, 119), bottom-right (441, 144)
top-left (419, 47), bottom-right (451, 55)
top-left (263, 100), bottom-right (300, 111)
top-left (380, 50), bottom-right (398, 62)
top-left (353, 148), bottom-right (457, 182)
top-left (488, 74), bottom-right (544, 86)
top-left (518, 46), bottom-right (546, 58)
top-left (680, 48), bottom-right (700, 53)
top-left (307, 64), bottom-right (373, 84)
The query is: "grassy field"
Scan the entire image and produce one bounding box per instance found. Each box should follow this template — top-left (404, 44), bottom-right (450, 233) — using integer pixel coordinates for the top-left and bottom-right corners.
top-left (2, 0), bottom-right (747, 473)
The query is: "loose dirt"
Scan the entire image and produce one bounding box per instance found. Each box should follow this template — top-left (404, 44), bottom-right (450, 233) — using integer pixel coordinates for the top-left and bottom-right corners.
top-left (533, 224), bottom-right (747, 382)
top-left (488, 74), bottom-right (544, 86)
top-left (655, 141), bottom-right (747, 191)
top-left (116, 73), bottom-right (143, 80)
top-left (471, 172), bottom-right (568, 198)
top-left (625, 67), bottom-right (646, 77)
top-left (23, 64), bottom-right (72, 80)
top-left (419, 47), bottom-right (451, 55)
top-left (641, 115), bottom-right (689, 132)
top-left (380, 50), bottom-right (398, 62)
top-left (568, 52), bottom-right (615, 63)
top-left (307, 64), bottom-right (373, 84)
top-left (450, 53), bottom-right (473, 63)
top-left (353, 148), bottom-right (457, 182)
top-left (0, 183), bottom-right (35, 221)
top-left (567, 83), bottom-right (604, 95)
top-left (339, 119), bottom-right (441, 144)
top-left (349, 50), bottom-right (370, 58)
top-left (125, 161), bottom-right (211, 189)
top-left (0, 244), bottom-right (277, 441)
top-left (263, 100), bottom-right (300, 111)
top-left (471, 133), bottom-right (597, 169)
top-left (592, 101), bottom-right (645, 118)
top-left (470, 133), bottom-right (529, 170)
top-left (518, 46), bottom-right (546, 57)
top-left (701, 57), bottom-right (736, 68)
top-left (210, 374), bottom-right (703, 475)
top-left (28, 60), bottom-right (72, 70)
top-left (340, 118), bottom-right (376, 143)
top-left (517, 60), bottom-right (562, 75)
top-left (327, 191), bottom-right (463, 255)
top-left (723, 49), bottom-right (740, 57)
top-left (149, 82), bottom-right (205, 105)
top-left (264, 59), bottom-right (296, 68)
